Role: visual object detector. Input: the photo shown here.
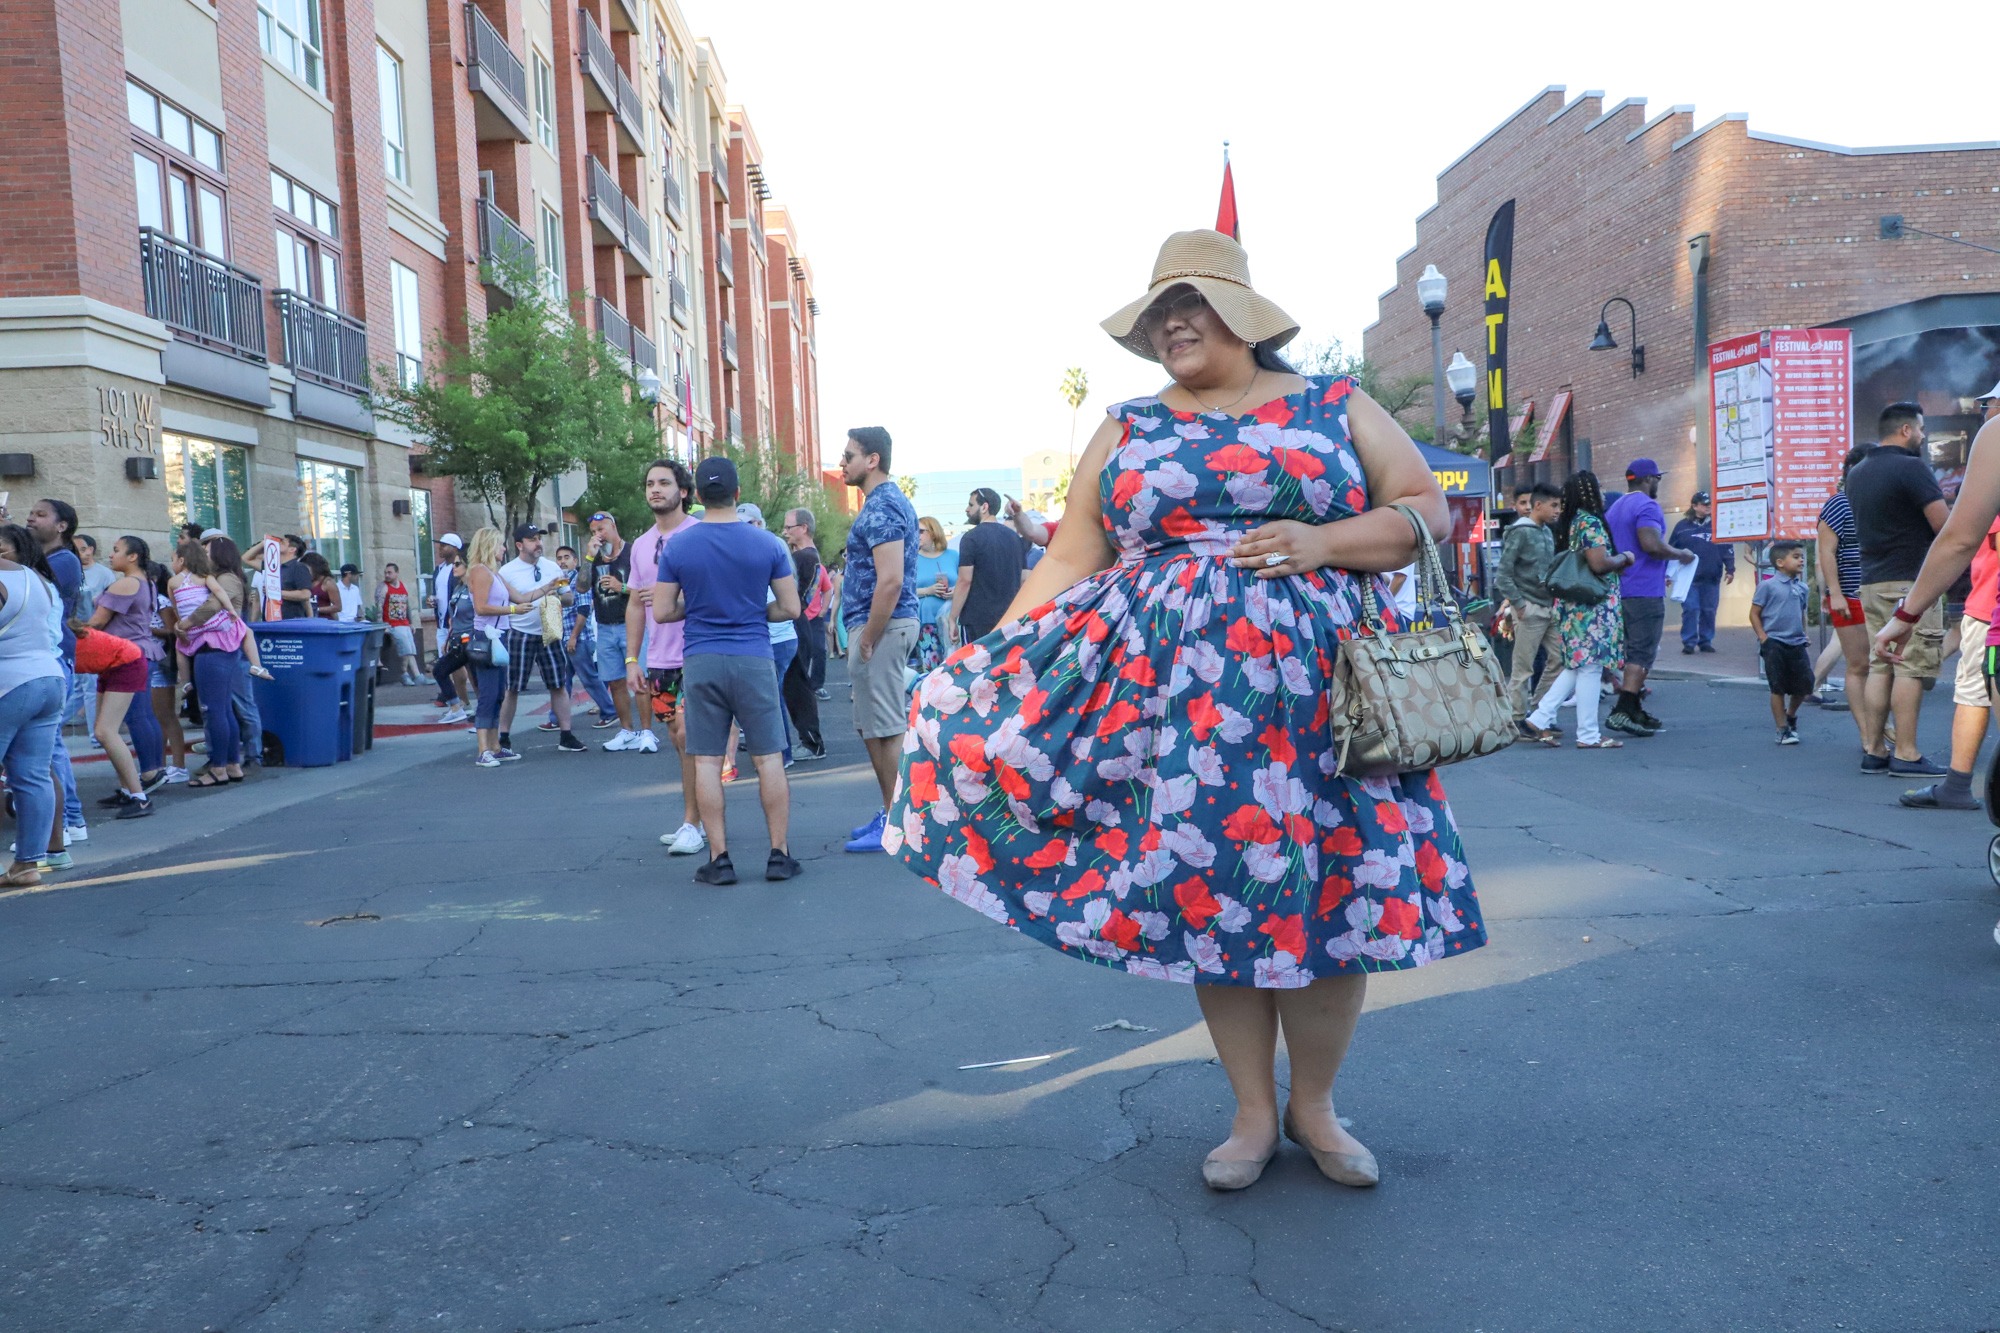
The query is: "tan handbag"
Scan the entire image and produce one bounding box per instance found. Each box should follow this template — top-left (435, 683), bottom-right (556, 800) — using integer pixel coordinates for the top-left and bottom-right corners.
top-left (537, 565), bottom-right (564, 641)
top-left (1328, 503), bottom-right (1516, 777)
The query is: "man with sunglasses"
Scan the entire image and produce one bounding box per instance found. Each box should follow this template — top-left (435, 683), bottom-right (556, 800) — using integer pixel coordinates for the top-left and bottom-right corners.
top-left (584, 510), bottom-right (645, 749)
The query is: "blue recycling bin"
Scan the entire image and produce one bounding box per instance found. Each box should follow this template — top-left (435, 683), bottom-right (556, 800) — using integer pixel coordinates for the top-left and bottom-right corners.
top-left (249, 620), bottom-right (376, 767)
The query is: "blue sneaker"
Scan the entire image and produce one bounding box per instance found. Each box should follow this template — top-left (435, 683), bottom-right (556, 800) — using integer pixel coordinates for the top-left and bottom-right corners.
top-left (845, 810), bottom-right (886, 853)
top-left (849, 810), bottom-right (885, 841)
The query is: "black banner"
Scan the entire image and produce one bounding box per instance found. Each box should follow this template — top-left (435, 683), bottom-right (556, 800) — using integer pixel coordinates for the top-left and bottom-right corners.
top-left (1483, 200), bottom-right (1515, 463)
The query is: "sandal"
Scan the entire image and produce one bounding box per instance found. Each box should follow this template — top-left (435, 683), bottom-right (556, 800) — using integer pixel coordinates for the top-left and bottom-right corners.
top-left (2, 863), bottom-right (43, 889)
top-left (1576, 739), bottom-right (1625, 749)
top-left (1535, 732), bottom-right (1562, 747)
top-left (187, 771), bottom-right (230, 789)
top-left (249, 665), bottom-right (274, 680)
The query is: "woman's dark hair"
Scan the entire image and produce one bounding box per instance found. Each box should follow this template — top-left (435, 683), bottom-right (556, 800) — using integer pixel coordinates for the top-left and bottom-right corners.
top-left (38, 498), bottom-right (78, 546)
top-left (206, 535), bottom-right (245, 581)
top-left (148, 561), bottom-right (171, 599)
top-left (302, 552), bottom-right (332, 579)
top-left (115, 534), bottom-right (152, 571)
top-left (0, 523), bottom-right (55, 583)
top-left (1554, 470), bottom-right (1613, 553)
top-left (1251, 342), bottom-right (1298, 374)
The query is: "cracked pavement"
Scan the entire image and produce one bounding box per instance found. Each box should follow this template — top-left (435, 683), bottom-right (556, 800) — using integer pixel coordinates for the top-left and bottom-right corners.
top-left (2, 678), bottom-right (1997, 1331)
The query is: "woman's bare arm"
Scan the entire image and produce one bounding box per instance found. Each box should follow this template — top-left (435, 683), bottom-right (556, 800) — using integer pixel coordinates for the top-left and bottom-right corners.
top-left (998, 415), bottom-right (1122, 624)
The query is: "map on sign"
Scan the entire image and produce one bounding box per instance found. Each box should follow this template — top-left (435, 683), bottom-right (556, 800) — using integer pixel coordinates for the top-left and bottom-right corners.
top-left (1708, 333), bottom-right (1773, 541)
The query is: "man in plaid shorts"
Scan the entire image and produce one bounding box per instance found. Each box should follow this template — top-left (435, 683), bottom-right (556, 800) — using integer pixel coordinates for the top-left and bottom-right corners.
top-left (496, 523), bottom-right (585, 754)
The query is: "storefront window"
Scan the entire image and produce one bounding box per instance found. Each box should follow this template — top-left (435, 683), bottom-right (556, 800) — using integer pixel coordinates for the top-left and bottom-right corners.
top-left (409, 487), bottom-right (434, 576)
top-left (163, 433), bottom-right (252, 548)
top-left (297, 458), bottom-right (360, 572)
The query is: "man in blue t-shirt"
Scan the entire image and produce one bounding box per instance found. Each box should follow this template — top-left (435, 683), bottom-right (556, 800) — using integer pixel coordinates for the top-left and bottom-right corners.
top-left (838, 426), bottom-right (919, 853)
top-left (1603, 459), bottom-right (1694, 737)
top-left (654, 455), bottom-right (801, 886)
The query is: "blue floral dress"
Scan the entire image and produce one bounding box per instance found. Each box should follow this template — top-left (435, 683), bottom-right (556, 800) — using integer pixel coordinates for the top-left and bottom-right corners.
top-left (885, 376), bottom-right (1487, 987)
top-left (1556, 512), bottom-right (1624, 669)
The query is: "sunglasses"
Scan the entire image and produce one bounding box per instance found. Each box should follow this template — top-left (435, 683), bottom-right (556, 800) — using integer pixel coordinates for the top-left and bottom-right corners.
top-left (1137, 290), bottom-right (1209, 333)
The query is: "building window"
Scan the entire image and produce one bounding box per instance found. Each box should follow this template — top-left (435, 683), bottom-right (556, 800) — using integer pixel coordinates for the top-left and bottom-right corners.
top-left (538, 203), bottom-right (564, 302)
top-left (128, 80), bottom-right (227, 257)
top-left (377, 46), bottom-right (407, 183)
top-left (409, 487), bottom-right (435, 576)
top-left (390, 261), bottom-right (422, 387)
top-left (271, 169), bottom-right (341, 310)
top-left (532, 51), bottom-right (556, 151)
top-left (258, 0), bottom-right (324, 93)
top-left (297, 459), bottom-right (361, 573)
top-left (163, 433), bottom-right (252, 549)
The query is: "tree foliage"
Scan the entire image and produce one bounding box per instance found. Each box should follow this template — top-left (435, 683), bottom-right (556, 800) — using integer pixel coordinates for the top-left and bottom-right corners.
top-left (1286, 336), bottom-right (1492, 453)
top-left (369, 262), bottom-right (662, 534)
top-left (711, 435), bottom-right (853, 565)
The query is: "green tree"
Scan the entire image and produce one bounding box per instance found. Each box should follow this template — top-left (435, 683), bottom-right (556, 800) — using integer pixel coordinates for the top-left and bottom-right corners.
top-left (1060, 366), bottom-right (1089, 459)
top-left (711, 435), bottom-right (853, 565)
top-left (370, 262), bottom-right (661, 534)
top-left (1285, 335), bottom-right (1482, 449)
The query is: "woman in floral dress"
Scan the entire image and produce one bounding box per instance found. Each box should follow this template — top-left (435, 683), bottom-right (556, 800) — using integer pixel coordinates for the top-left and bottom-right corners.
top-left (885, 231), bottom-right (1488, 1192)
top-left (1525, 470), bottom-right (1634, 750)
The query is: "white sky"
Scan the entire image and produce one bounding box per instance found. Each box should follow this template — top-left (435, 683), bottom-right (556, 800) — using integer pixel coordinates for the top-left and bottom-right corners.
top-left (696, 0), bottom-right (1993, 477)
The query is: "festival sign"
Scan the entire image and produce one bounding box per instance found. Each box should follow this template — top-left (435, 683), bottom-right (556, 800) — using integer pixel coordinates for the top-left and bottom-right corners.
top-left (1768, 328), bottom-right (1852, 540)
top-left (1708, 332), bottom-right (1773, 541)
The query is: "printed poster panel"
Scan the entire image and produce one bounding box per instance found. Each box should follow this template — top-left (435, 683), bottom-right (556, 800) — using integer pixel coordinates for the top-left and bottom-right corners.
top-left (1708, 332), bottom-right (1773, 541)
top-left (1769, 328), bottom-right (1852, 540)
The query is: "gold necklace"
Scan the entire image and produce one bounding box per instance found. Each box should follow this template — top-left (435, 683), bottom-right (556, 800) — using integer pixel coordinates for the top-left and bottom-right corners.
top-left (1188, 371), bottom-right (1262, 415)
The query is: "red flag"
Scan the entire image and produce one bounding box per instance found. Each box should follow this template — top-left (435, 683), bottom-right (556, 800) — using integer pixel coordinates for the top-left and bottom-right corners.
top-left (1215, 149), bottom-right (1239, 240)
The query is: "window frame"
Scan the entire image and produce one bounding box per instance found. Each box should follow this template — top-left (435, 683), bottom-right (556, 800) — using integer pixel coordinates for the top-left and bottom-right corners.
top-left (389, 260), bottom-right (422, 387)
top-left (531, 49), bottom-right (557, 152)
top-left (162, 432), bottom-right (254, 551)
top-left (258, 0), bottom-right (326, 93)
top-left (128, 79), bottom-right (229, 258)
top-left (270, 169), bottom-right (343, 311)
top-left (537, 202), bottom-right (565, 303)
top-left (296, 458), bottom-right (362, 574)
top-left (377, 45), bottom-right (408, 184)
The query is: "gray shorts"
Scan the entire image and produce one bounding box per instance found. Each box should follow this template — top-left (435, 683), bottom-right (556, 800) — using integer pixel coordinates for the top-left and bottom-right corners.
top-left (1622, 596), bottom-right (1666, 670)
top-left (850, 618), bottom-right (918, 739)
top-left (682, 652), bottom-right (787, 756)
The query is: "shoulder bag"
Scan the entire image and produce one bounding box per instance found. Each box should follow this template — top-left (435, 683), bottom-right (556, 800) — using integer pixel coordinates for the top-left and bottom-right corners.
top-left (1328, 503), bottom-right (1516, 778)
top-left (1546, 545), bottom-right (1614, 606)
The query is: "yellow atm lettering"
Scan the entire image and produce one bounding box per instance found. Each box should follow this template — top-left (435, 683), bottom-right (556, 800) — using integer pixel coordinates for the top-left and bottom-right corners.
top-left (1484, 259), bottom-right (1508, 300)
top-left (1485, 313), bottom-right (1504, 352)
top-left (1488, 368), bottom-right (1504, 402)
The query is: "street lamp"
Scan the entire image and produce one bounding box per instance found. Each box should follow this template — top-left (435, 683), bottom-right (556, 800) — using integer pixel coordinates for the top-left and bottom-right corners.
top-left (635, 367), bottom-right (663, 402)
top-left (1417, 264), bottom-right (1449, 446)
top-left (1588, 297), bottom-right (1645, 377)
top-left (1446, 351), bottom-right (1478, 409)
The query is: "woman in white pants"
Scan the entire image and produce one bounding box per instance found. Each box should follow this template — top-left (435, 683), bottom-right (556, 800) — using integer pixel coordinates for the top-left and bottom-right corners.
top-left (1527, 471), bottom-right (1634, 749)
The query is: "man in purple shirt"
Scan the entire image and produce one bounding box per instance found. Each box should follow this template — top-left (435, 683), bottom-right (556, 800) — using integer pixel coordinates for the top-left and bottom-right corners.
top-left (1603, 458), bottom-right (1694, 736)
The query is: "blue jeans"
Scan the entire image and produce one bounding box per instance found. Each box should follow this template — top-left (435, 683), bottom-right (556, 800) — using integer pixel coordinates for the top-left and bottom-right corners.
top-left (1680, 578), bottom-right (1721, 649)
top-left (192, 649), bottom-right (240, 768)
top-left (473, 661), bottom-right (507, 731)
top-left (3, 676), bottom-right (67, 863)
top-left (113, 675), bottom-right (166, 773)
top-left (549, 633), bottom-right (616, 721)
top-left (772, 636), bottom-right (797, 764)
top-left (52, 663), bottom-right (80, 828)
top-left (232, 652), bottom-right (264, 762)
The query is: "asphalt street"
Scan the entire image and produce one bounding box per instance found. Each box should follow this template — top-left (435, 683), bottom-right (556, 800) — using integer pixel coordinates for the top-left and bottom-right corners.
top-left (2, 670), bottom-right (1997, 1332)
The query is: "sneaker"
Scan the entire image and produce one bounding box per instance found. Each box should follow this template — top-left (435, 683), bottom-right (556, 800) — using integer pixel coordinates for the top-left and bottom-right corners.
top-left (603, 729), bottom-right (636, 752)
top-left (766, 849), bottom-right (802, 881)
top-left (1603, 711), bottom-right (1655, 738)
top-left (693, 853), bottom-right (738, 886)
top-left (1636, 710), bottom-right (1666, 733)
top-left (850, 810), bottom-right (886, 840)
top-left (796, 740), bottom-right (827, 761)
top-left (115, 797), bottom-right (154, 820)
top-left (1899, 782), bottom-right (1979, 810)
top-left (845, 810), bottom-right (887, 853)
top-left (537, 720), bottom-right (560, 731)
top-left (1698, 644), bottom-right (1717, 653)
top-left (474, 750), bottom-right (501, 768)
top-left (719, 765), bottom-right (739, 783)
top-left (1860, 752), bottom-right (1892, 774)
top-left (663, 822), bottom-right (707, 855)
top-left (439, 706), bottom-right (470, 724)
top-left (494, 748), bottom-right (523, 762)
top-left (64, 824), bottom-right (87, 844)
top-left (634, 730), bottom-right (660, 754)
top-left (164, 766), bottom-right (190, 785)
top-left (1889, 754), bottom-right (1948, 777)
top-left (814, 688), bottom-right (830, 701)
top-left (557, 734), bottom-right (587, 753)
top-left (1777, 727), bottom-right (1799, 746)
top-left (96, 790), bottom-right (139, 809)
top-left (591, 715), bottom-right (620, 729)
top-left (1681, 645), bottom-right (1695, 655)
top-left (36, 851), bottom-right (73, 871)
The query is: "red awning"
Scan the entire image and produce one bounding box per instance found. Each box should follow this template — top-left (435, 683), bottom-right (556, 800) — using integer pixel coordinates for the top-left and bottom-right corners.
top-left (1528, 390), bottom-right (1572, 464)
top-left (1493, 399), bottom-right (1535, 469)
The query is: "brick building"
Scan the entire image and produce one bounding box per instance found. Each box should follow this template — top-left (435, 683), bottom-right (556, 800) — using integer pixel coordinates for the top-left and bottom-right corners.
top-left (1365, 87), bottom-right (2000, 509)
top-left (0, 0), bottom-right (820, 606)
top-left (763, 206), bottom-right (821, 475)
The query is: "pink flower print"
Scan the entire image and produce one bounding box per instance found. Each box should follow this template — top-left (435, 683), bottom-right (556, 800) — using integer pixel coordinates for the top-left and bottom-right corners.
top-left (1190, 746), bottom-right (1226, 787)
top-left (1185, 930), bottom-right (1226, 974)
top-left (1426, 895), bottom-right (1466, 934)
top-left (1254, 953), bottom-right (1313, 988)
top-left (1243, 841), bottom-right (1289, 884)
top-left (1084, 798), bottom-right (1122, 826)
top-left (1147, 460), bottom-right (1200, 499)
top-left (1151, 773), bottom-right (1197, 818)
top-left (919, 674), bottom-right (968, 715)
top-left (1023, 890), bottom-right (1055, 918)
top-left (1214, 895), bottom-right (1253, 933)
top-left (1134, 910), bottom-right (1171, 941)
top-left (1224, 471), bottom-right (1275, 510)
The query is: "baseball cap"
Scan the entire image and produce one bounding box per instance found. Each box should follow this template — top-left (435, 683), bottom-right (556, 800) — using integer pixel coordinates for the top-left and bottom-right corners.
top-left (1977, 377), bottom-right (2000, 404)
top-left (1626, 458), bottom-right (1662, 479)
top-left (737, 502), bottom-right (766, 528)
top-left (197, 527), bottom-right (227, 541)
top-left (1690, 490), bottom-right (1711, 505)
top-left (339, 563), bottom-right (359, 576)
top-left (512, 523), bottom-right (544, 542)
top-left (694, 455), bottom-right (739, 503)
top-left (438, 532), bottom-right (464, 550)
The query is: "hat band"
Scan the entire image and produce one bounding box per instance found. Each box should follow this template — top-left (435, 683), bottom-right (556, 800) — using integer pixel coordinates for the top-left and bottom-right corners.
top-left (1153, 267), bottom-right (1250, 289)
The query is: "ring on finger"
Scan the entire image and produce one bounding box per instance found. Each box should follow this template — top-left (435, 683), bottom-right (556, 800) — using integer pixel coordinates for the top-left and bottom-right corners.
top-left (1263, 552), bottom-right (1285, 568)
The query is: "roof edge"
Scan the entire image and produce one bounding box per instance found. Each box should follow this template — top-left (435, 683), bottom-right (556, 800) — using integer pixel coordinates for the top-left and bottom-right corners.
top-left (1546, 91), bottom-right (1604, 126)
top-left (1585, 96), bottom-right (1645, 133)
top-left (1436, 86), bottom-right (1567, 181)
top-left (1672, 112), bottom-right (1748, 152)
top-left (1747, 128), bottom-right (2000, 156)
top-left (1626, 104), bottom-right (1695, 144)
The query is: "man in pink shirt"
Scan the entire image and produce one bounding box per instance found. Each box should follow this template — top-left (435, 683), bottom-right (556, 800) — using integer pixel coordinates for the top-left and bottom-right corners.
top-left (624, 458), bottom-right (705, 854)
top-left (1900, 511), bottom-right (2000, 810)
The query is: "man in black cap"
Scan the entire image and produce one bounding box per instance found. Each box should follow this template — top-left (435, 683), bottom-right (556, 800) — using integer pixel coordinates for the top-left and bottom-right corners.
top-left (652, 456), bottom-right (803, 884)
top-left (496, 523), bottom-right (584, 754)
top-left (1669, 490), bottom-right (1734, 654)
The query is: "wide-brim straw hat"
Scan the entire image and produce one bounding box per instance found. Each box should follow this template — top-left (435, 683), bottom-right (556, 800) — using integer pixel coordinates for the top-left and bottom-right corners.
top-left (1101, 229), bottom-right (1300, 363)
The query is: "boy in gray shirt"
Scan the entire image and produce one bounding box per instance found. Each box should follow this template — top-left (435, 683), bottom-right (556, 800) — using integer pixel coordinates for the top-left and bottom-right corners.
top-left (1752, 541), bottom-right (1812, 744)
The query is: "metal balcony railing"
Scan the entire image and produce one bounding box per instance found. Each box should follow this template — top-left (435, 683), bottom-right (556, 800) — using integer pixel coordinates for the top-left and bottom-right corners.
top-left (727, 408), bottom-right (741, 443)
top-left (624, 200), bottom-right (651, 268)
top-left (710, 142), bottom-right (729, 199)
top-left (586, 155), bottom-right (626, 247)
top-left (670, 373), bottom-right (690, 418)
top-left (658, 66), bottom-right (680, 127)
top-left (715, 236), bottom-right (733, 282)
top-left (614, 65), bottom-right (645, 152)
top-left (595, 296), bottom-right (631, 365)
top-left (721, 320), bottom-right (738, 369)
top-left (664, 170), bottom-right (684, 226)
top-left (577, 9), bottom-right (617, 113)
top-left (139, 227), bottom-right (267, 362)
top-left (466, 5), bottom-right (531, 141)
top-left (275, 289), bottom-right (368, 393)
top-left (476, 197), bottom-right (536, 283)
top-left (669, 274), bottom-right (690, 327)
top-left (629, 325), bottom-right (655, 374)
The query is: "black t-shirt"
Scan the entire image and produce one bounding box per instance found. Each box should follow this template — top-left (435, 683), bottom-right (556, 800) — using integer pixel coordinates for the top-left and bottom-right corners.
top-left (957, 521), bottom-right (1027, 638)
top-left (589, 542), bottom-right (632, 625)
top-left (279, 559), bottom-right (313, 619)
top-left (790, 543), bottom-right (822, 621)
top-left (1845, 444), bottom-right (1944, 584)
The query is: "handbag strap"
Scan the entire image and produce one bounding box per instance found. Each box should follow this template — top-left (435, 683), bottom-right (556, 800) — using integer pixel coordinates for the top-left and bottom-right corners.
top-left (1358, 503), bottom-right (1464, 635)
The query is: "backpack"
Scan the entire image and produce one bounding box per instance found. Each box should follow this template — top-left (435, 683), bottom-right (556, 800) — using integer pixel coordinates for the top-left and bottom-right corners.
top-left (806, 562), bottom-right (832, 619)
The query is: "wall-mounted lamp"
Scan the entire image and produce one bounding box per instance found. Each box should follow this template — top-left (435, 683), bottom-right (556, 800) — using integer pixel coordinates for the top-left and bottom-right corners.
top-left (392, 498), bottom-right (412, 517)
top-left (1588, 297), bottom-right (1645, 377)
top-left (124, 456), bottom-right (159, 481)
top-left (0, 454), bottom-right (35, 478)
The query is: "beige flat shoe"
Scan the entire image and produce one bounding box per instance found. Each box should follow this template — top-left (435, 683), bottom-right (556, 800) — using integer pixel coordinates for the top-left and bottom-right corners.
top-left (1201, 1143), bottom-right (1278, 1191)
top-left (1282, 1109), bottom-right (1380, 1188)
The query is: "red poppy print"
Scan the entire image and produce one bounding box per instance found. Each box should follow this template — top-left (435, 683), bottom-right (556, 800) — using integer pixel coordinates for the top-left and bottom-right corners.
top-left (1206, 444), bottom-right (1268, 474)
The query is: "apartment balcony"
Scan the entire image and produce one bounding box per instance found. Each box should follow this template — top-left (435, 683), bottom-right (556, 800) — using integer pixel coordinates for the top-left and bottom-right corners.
top-left (613, 65), bottom-right (645, 155)
top-left (669, 274), bottom-right (690, 328)
top-left (276, 288), bottom-right (373, 432)
top-left (585, 155), bottom-right (627, 249)
top-left (475, 197), bottom-right (536, 302)
top-left (139, 226), bottom-right (270, 405)
top-left (466, 5), bottom-right (531, 143)
top-left (721, 320), bottom-right (737, 369)
top-left (577, 9), bottom-right (618, 115)
top-left (595, 296), bottom-right (632, 367)
top-left (727, 408), bottom-right (741, 444)
top-left (664, 170), bottom-right (684, 227)
top-left (710, 142), bottom-right (729, 200)
top-left (624, 200), bottom-right (652, 274)
top-left (658, 67), bottom-right (680, 128)
top-left (629, 324), bottom-right (655, 375)
top-left (714, 236), bottom-right (733, 285)
top-left (668, 373), bottom-right (689, 419)
top-left (608, 0), bottom-right (639, 33)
